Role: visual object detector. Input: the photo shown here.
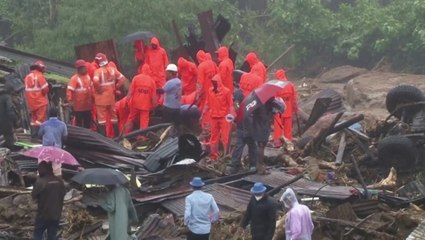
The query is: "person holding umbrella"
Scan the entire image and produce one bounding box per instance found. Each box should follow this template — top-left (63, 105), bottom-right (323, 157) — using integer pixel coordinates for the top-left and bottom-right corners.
top-left (71, 168), bottom-right (138, 240)
top-left (32, 161), bottom-right (66, 240)
top-left (241, 182), bottom-right (277, 240)
top-left (38, 107), bottom-right (68, 176)
top-left (184, 177), bottom-right (220, 240)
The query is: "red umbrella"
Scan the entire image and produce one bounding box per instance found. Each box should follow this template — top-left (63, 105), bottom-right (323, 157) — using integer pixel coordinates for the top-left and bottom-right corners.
top-left (236, 80), bottom-right (288, 122)
top-left (23, 146), bottom-right (80, 166)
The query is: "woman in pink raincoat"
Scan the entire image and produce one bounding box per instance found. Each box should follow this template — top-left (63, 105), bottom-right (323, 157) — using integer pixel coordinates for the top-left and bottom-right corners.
top-left (281, 188), bottom-right (314, 240)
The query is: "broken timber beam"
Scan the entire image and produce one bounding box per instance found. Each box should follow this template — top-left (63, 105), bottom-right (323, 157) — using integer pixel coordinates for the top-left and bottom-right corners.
top-left (350, 154), bottom-right (369, 199)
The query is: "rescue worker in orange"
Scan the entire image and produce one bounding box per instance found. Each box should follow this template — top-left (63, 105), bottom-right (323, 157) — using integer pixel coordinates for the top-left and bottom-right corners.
top-left (239, 72), bottom-right (262, 97)
top-left (203, 74), bottom-right (235, 159)
top-left (177, 57), bottom-right (198, 95)
top-left (126, 64), bottom-right (157, 131)
top-left (196, 50), bottom-right (218, 127)
top-left (145, 37), bottom-right (169, 88)
top-left (92, 53), bottom-right (127, 137)
top-left (134, 40), bottom-right (146, 74)
top-left (115, 96), bottom-right (130, 133)
top-left (66, 60), bottom-right (93, 129)
top-left (245, 52), bottom-right (267, 84)
top-left (25, 60), bottom-right (49, 138)
top-left (217, 46), bottom-right (234, 93)
top-left (273, 69), bottom-right (298, 147)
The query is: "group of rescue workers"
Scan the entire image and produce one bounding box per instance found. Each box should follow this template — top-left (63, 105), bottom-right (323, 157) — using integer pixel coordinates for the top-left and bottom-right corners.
top-left (22, 36), bottom-right (298, 163)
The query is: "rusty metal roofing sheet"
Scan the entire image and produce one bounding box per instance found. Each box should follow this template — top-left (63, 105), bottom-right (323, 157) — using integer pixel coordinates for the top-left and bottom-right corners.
top-left (161, 183), bottom-right (252, 217)
top-left (242, 171), bottom-right (355, 200)
top-left (407, 221), bottom-right (425, 240)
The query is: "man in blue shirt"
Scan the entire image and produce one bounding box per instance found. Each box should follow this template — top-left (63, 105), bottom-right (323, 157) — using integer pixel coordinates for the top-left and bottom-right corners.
top-left (38, 107), bottom-right (68, 148)
top-left (184, 177), bottom-right (219, 240)
top-left (162, 64), bottom-right (182, 125)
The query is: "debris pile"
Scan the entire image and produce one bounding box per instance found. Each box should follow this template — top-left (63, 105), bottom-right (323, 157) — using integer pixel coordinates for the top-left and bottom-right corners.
top-left (2, 62), bottom-right (425, 239)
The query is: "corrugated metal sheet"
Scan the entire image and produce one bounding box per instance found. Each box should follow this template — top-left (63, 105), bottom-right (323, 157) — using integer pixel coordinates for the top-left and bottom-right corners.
top-left (407, 221), bottom-right (425, 240)
top-left (242, 171), bottom-right (355, 200)
top-left (161, 183), bottom-right (252, 217)
top-left (137, 214), bottom-right (180, 240)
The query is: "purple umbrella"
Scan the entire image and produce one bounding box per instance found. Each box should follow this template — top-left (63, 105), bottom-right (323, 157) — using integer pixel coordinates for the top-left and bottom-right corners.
top-left (23, 146), bottom-right (80, 166)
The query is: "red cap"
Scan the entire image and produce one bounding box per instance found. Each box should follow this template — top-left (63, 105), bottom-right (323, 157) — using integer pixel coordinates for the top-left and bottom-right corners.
top-left (94, 53), bottom-right (108, 63)
top-left (32, 60), bottom-right (46, 69)
top-left (74, 59), bottom-right (86, 68)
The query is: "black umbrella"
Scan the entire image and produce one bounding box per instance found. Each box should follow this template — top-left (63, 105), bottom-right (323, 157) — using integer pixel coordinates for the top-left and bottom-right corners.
top-left (71, 168), bottom-right (128, 185)
top-left (121, 31), bottom-right (154, 44)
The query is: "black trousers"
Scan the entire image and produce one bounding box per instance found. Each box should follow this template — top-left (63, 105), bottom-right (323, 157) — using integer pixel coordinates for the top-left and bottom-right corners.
top-left (162, 107), bottom-right (180, 125)
top-left (74, 111), bottom-right (92, 129)
top-left (187, 231), bottom-right (210, 240)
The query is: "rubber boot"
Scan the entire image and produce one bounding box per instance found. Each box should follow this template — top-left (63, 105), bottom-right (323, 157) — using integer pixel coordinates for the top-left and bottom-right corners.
top-left (98, 125), bottom-right (106, 136)
top-left (113, 124), bottom-right (119, 138)
top-left (256, 143), bottom-right (266, 175)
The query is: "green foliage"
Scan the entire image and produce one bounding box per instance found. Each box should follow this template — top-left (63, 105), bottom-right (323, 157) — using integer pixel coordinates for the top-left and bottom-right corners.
top-left (3, 0), bottom-right (425, 73)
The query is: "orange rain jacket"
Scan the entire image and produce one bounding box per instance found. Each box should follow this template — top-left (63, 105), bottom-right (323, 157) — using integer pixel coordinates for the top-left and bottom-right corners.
top-left (93, 65), bottom-right (125, 106)
top-left (239, 72), bottom-right (262, 97)
top-left (217, 47), bottom-right (234, 93)
top-left (145, 37), bottom-right (169, 88)
top-left (66, 73), bottom-right (93, 112)
top-left (275, 69), bottom-right (298, 118)
top-left (205, 74), bottom-right (234, 118)
top-left (245, 52), bottom-right (267, 84)
top-left (24, 70), bottom-right (49, 111)
top-left (197, 50), bottom-right (218, 107)
top-left (128, 64), bottom-right (157, 111)
top-left (178, 57), bottom-right (198, 95)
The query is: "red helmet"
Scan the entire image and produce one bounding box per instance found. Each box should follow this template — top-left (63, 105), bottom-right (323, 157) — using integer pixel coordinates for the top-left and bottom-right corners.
top-left (74, 59), bottom-right (87, 68)
top-left (94, 53), bottom-right (108, 66)
top-left (32, 60), bottom-right (46, 70)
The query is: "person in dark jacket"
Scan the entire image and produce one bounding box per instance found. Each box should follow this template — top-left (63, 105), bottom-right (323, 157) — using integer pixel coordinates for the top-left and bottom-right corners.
top-left (0, 79), bottom-right (17, 150)
top-left (227, 89), bottom-right (258, 174)
top-left (32, 161), bottom-right (66, 240)
top-left (247, 97), bottom-right (285, 174)
top-left (241, 182), bottom-right (277, 240)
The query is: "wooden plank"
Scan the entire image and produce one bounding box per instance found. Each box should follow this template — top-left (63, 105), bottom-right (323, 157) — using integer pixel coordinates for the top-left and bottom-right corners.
top-left (335, 132), bottom-right (346, 165)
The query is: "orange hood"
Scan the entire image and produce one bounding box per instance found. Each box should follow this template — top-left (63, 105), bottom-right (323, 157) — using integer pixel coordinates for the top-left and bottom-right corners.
top-left (177, 57), bottom-right (188, 69)
top-left (275, 69), bottom-right (287, 80)
top-left (217, 47), bottom-right (229, 62)
top-left (141, 64), bottom-right (153, 75)
top-left (196, 50), bottom-right (206, 63)
top-left (245, 52), bottom-right (259, 67)
top-left (150, 37), bottom-right (160, 46)
top-left (205, 52), bottom-right (212, 60)
top-left (211, 74), bottom-right (224, 89)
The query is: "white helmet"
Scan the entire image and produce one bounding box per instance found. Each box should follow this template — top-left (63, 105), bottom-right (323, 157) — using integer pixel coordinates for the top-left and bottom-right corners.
top-left (166, 64), bottom-right (178, 72)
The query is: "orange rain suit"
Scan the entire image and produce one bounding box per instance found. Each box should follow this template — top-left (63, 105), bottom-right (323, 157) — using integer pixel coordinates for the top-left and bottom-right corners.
top-left (239, 72), bottom-right (262, 97)
top-left (127, 64), bottom-right (157, 130)
top-left (204, 74), bottom-right (235, 158)
top-left (92, 65), bottom-right (125, 125)
top-left (217, 47), bottom-right (234, 94)
top-left (66, 73), bottom-right (93, 112)
top-left (273, 69), bottom-right (298, 142)
top-left (24, 70), bottom-right (49, 126)
top-left (245, 52), bottom-right (267, 84)
top-left (145, 37), bottom-right (169, 88)
top-left (177, 57), bottom-right (198, 95)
